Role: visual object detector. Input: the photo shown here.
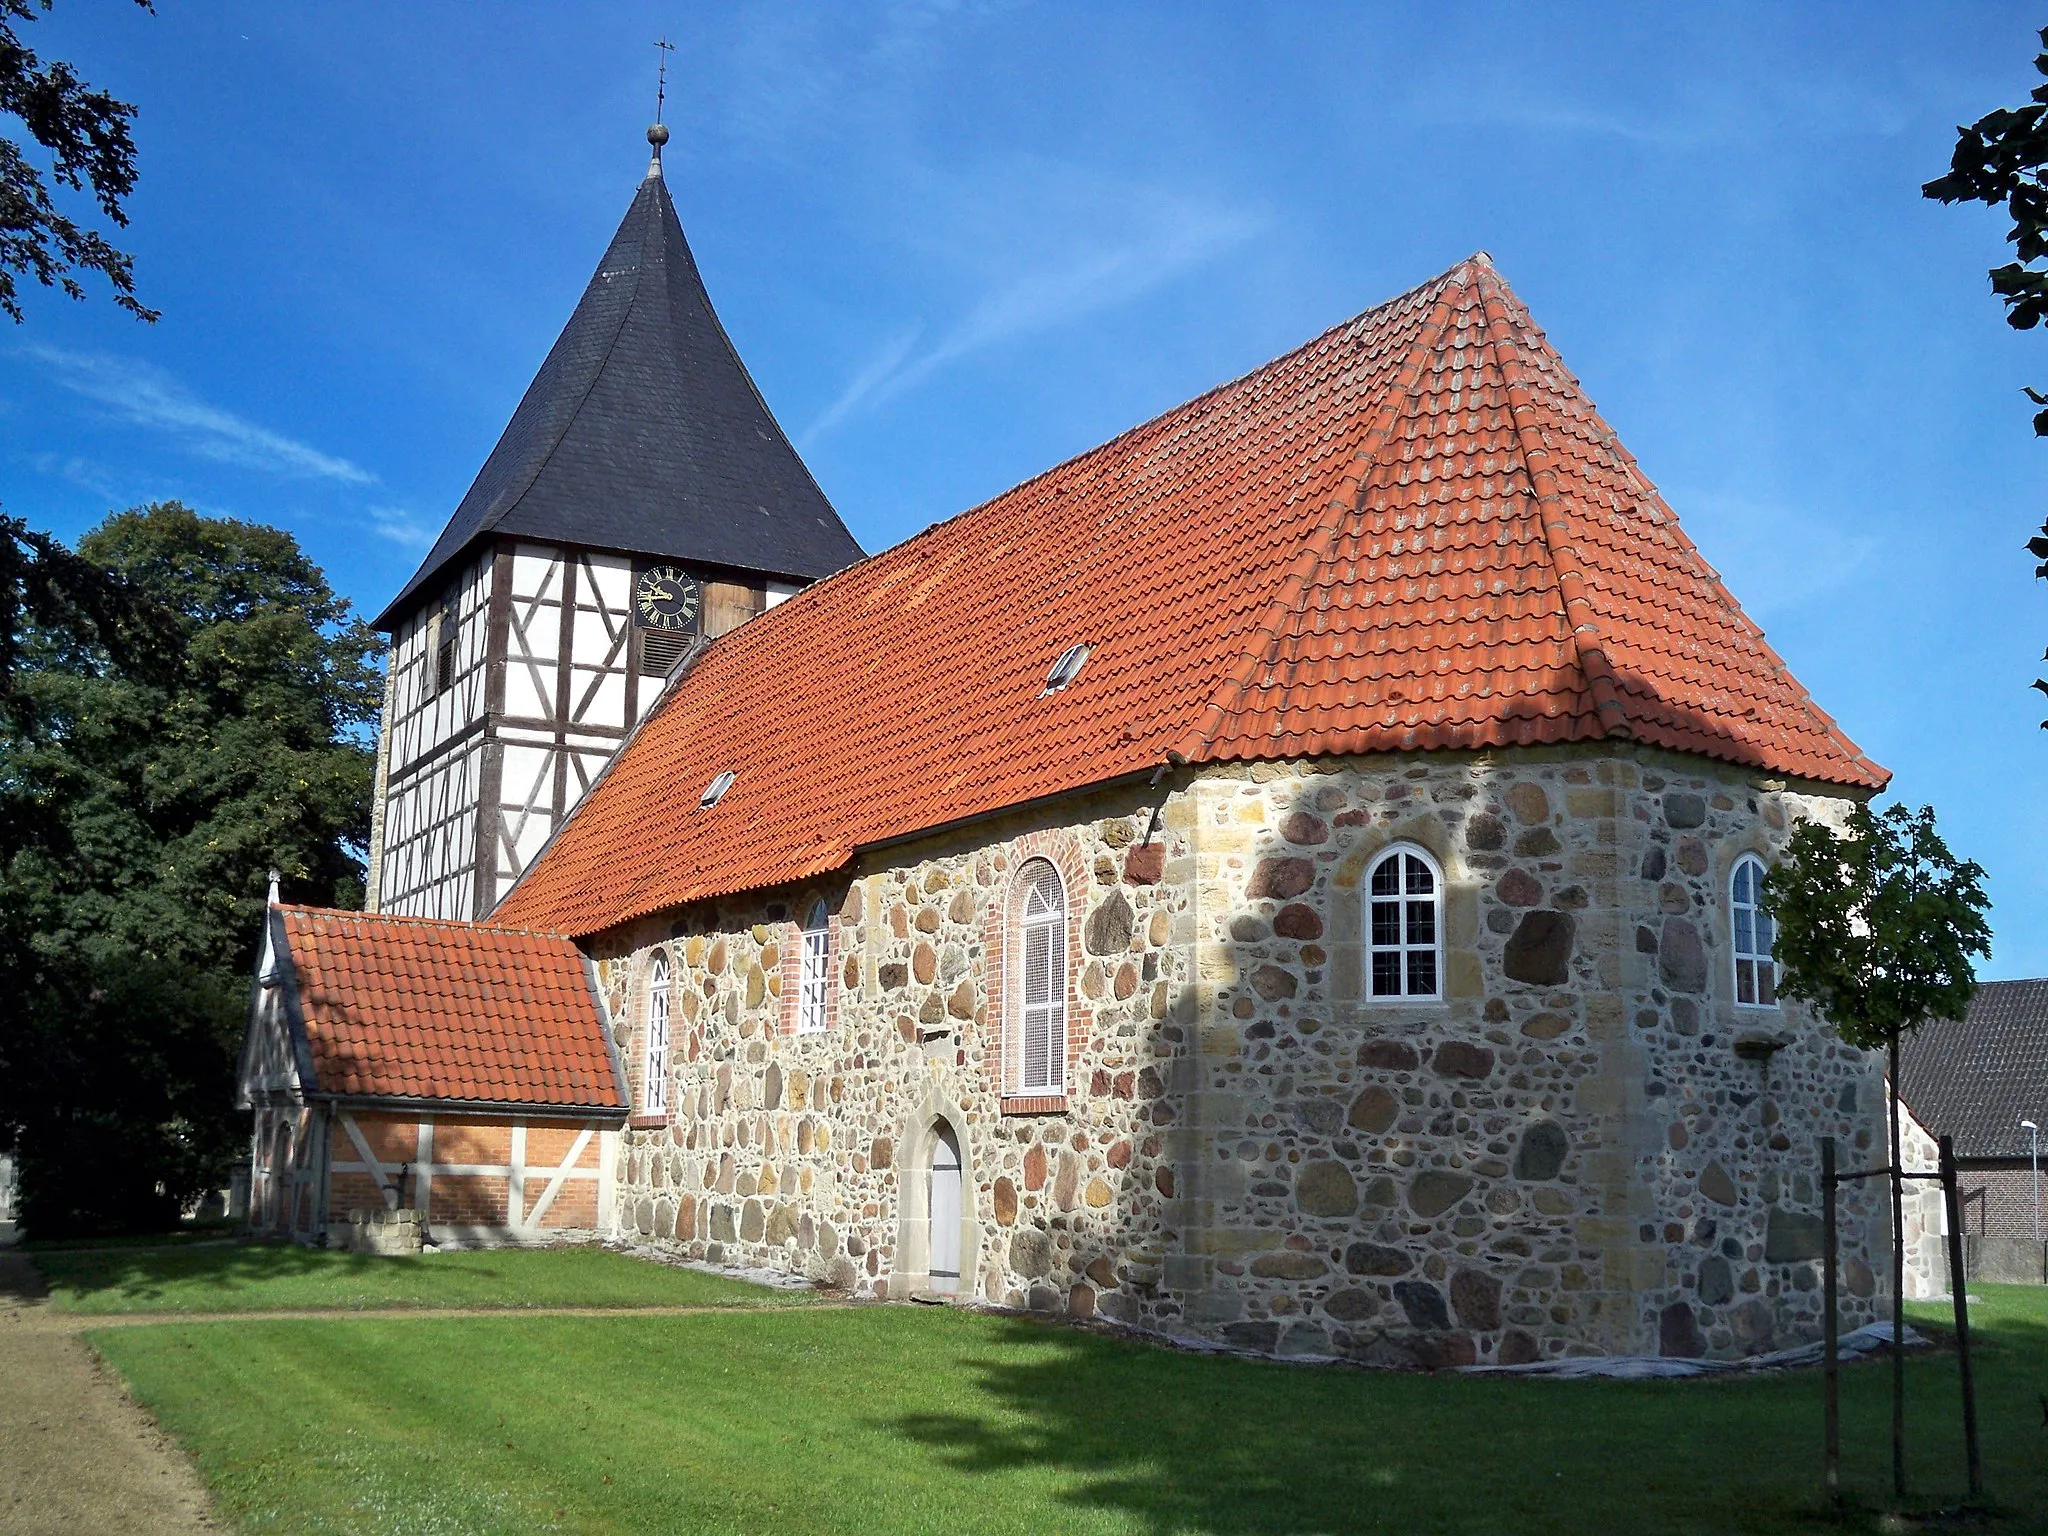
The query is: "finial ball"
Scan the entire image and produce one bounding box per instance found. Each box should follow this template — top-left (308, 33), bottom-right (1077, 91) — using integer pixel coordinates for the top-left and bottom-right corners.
top-left (648, 122), bottom-right (670, 148)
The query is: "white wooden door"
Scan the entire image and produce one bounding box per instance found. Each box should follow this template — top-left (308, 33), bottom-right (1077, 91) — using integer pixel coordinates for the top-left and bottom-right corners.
top-left (928, 1126), bottom-right (962, 1291)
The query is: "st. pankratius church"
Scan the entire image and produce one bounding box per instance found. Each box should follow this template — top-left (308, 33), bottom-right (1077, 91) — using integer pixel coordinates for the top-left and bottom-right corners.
top-left (239, 126), bottom-right (1894, 1367)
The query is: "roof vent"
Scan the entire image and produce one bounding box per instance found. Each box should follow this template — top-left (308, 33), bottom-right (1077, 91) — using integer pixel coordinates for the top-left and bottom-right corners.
top-left (699, 770), bottom-right (737, 809)
top-left (1043, 643), bottom-right (1091, 695)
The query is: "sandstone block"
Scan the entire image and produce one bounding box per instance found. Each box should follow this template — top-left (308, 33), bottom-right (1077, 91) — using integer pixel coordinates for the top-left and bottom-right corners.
top-left (1506, 783), bottom-right (1550, 824)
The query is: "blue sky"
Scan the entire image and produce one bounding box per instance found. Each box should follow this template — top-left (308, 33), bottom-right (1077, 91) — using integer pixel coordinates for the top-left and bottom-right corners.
top-left (5, 3), bottom-right (2047, 971)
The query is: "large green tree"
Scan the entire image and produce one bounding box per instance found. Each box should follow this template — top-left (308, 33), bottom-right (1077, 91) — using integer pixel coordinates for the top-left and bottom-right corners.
top-left (1925, 26), bottom-right (2048, 718)
top-left (0, 502), bottom-right (381, 1234)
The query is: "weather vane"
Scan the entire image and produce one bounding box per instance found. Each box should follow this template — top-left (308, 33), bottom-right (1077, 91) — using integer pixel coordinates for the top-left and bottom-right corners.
top-left (653, 36), bottom-right (676, 125)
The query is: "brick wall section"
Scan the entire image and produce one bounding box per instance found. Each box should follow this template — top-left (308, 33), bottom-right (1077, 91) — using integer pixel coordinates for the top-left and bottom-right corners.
top-left (593, 744), bottom-right (1890, 1363)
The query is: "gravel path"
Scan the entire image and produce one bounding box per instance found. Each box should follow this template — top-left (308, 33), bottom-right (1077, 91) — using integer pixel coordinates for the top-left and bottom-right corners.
top-left (0, 1252), bottom-right (218, 1535)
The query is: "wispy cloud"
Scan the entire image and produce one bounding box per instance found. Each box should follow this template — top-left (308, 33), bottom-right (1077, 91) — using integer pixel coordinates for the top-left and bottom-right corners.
top-left (26, 346), bottom-right (375, 485)
top-left (804, 178), bottom-right (1263, 442)
top-left (365, 505), bottom-right (438, 550)
top-left (802, 321), bottom-right (925, 447)
top-left (1667, 485), bottom-right (1885, 623)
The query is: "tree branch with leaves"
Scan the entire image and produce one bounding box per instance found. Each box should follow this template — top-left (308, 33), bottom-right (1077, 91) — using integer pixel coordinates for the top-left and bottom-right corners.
top-left (1925, 25), bottom-right (2048, 721)
top-left (0, 0), bottom-right (155, 322)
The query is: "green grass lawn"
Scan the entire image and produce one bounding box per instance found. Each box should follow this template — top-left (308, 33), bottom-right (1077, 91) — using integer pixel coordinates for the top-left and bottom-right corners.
top-left (35, 1242), bottom-right (815, 1314)
top-left (87, 1282), bottom-right (2048, 1535)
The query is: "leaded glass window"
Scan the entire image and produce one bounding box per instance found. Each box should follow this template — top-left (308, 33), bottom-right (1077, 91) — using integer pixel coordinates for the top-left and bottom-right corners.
top-left (1731, 855), bottom-right (1778, 1007)
top-left (797, 900), bottom-right (832, 1034)
top-left (1013, 861), bottom-right (1067, 1093)
top-left (642, 954), bottom-right (672, 1114)
top-left (1366, 845), bottom-right (1443, 1001)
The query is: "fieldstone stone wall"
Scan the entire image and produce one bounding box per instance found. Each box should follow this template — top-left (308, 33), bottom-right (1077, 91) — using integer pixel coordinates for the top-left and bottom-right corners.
top-left (1894, 1100), bottom-right (1947, 1299)
top-left (588, 744), bottom-right (1889, 1365)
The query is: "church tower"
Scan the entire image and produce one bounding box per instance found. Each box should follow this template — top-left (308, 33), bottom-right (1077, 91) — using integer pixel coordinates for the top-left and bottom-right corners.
top-left (365, 127), bottom-right (864, 920)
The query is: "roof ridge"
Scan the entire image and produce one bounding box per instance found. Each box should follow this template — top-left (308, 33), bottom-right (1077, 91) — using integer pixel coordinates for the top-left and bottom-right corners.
top-left (830, 259), bottom-right (1484, 583)
top-left (638, 262), bottom-right (1486, 670)
top-left (1474, 268), bottom-right (1632, 740)
top-left (1172, 265), bottom-right (1469, 762)
top-left (279, 903), bottom-right (573, 942)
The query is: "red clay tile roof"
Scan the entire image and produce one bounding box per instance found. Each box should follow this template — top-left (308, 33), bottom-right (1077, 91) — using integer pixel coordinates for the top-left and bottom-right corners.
top-left (495, 257), bottom-right (1885, 938)
top-left (275, 905), bottom-right (623, 1110)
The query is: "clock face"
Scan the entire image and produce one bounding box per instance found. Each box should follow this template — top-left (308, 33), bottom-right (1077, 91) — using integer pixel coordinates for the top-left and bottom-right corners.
top-left (635, 565), bottom-right (701, 633)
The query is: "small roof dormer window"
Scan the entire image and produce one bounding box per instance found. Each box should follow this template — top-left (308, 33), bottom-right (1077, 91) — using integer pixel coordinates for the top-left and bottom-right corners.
top-left (1043, 644), bottom-right (1090, 695)
top-left (699, 770), bottom-right (737, 809)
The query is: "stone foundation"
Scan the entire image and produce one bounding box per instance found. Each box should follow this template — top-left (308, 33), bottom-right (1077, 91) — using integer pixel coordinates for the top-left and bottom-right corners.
top-left (344, 1207), bottom-right (424, 1255)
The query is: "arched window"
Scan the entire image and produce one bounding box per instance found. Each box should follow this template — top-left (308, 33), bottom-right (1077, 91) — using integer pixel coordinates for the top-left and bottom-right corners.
top-left (642, 954), bottom-right (672, 1115)
top-left (1365, 844), bottom-right (1443, 1001)
top-left (1011, 860), bottom-right (1068, 1094)
top-left (1731, 855), bottom-right (1778, 1007)
top-left (797, 899), bottom-right (832, 1034)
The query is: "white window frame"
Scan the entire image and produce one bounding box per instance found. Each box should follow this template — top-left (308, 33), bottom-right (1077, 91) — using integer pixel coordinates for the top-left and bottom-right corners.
top-left (1730, 854), bottom-right (1779, 1009)
top-left (1010, 860), bottom-right (1068, 1095)
top-left (641, 953), bottom-right (672, 1115)
top-left (1364, 843), bottom-right (1445, 1003)
top-left (797, 899), bottom-right (832, 1034)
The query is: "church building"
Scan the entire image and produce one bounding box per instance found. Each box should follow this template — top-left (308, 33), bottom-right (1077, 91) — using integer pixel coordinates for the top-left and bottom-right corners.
top-left (241, 127), bottom-right (1893, 1366)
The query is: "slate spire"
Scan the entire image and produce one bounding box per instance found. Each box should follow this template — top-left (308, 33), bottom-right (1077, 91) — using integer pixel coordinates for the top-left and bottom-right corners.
top-left (379, 144), bottom-right (864, 626)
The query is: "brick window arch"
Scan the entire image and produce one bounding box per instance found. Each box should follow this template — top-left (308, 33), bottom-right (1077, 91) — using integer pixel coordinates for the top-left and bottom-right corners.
top-left (1010, 859), bottom-right (1068, 1095)
top-left (796, 898), bottom-right (833, 1034)
top-left (1365, 842), bottom-right (1443, 1001)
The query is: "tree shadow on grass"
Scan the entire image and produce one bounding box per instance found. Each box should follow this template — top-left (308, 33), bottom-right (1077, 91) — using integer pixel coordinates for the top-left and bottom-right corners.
top-left (883, 1317), bottom-right (1566, 1536)
top-left (877, 1314), bottom-right (2006, 1536)
top-left (31, 1241), bottom-right (506, 1309)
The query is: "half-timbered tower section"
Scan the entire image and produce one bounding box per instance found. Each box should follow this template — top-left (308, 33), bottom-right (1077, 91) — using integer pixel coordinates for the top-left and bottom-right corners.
top-left (489, 256), bottom-right (1897, 1364)
top-left (236, 903), bottom-right (626, 1246)
top-left (366, 130), bottom-right (865, 919)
